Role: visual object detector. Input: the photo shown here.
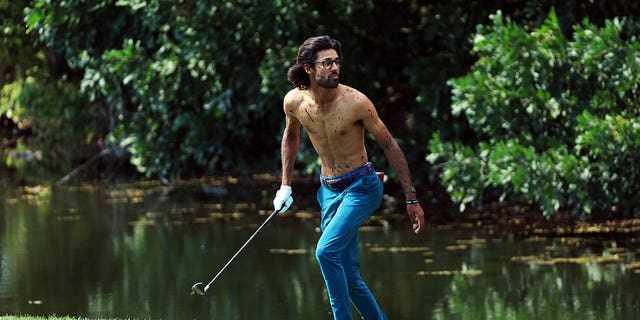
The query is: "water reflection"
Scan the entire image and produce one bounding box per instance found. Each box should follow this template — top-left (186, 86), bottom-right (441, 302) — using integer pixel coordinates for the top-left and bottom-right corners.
top-left (1, 179), bottom-right (639, 319)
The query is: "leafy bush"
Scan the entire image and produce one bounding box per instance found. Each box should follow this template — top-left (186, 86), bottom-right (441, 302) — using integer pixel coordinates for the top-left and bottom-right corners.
top-left (6, 0), bottom-right (640, 185)
top-left (18, 0), bottom-right (508, 181)
top-left (429, 10), bottom-right (640, 217)
top-left (20, 1), bottom-right (316, 179)
top-left (1, 61), bottom-right (103, 178)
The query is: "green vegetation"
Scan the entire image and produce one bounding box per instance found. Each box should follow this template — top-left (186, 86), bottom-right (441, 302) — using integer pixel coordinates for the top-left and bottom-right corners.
top-left (1, 317), bottom-right (125, 320)
top-left (2, 1), bottom-right (640, 217)
top-left (428, 10), bottom-right (640, 217)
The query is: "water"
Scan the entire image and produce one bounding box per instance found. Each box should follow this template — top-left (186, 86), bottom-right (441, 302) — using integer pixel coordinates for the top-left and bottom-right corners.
top-left (1, 178), bottom-right (639, 319)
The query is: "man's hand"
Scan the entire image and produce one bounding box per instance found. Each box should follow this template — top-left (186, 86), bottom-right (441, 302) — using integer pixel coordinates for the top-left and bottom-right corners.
top-left (273, 185), bottom-right (293, 213)
top-left (407, 204), bottom-right (425, 234)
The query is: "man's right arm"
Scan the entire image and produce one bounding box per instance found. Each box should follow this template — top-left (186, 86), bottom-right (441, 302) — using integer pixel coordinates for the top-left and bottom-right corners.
top-left (273, 96), bottom-right (301, 213)
top-left (280, 99), bottom-right (301, 186)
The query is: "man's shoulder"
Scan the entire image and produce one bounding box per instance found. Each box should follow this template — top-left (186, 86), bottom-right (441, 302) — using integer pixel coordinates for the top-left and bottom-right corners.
top-left (339, 85), bottom-right (372, 107)
top-left (283, 88), bottom-right (308, 114)
top-left (284, 88), bottom-right (306, 104)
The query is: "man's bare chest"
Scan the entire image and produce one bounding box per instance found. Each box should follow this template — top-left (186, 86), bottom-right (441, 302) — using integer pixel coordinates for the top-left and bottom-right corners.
top-left (297, 105), bottom-right (361, 138)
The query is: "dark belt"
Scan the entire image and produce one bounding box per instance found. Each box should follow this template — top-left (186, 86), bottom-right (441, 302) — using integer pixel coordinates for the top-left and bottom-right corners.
top-left (320, 162), bottom-right (375, 191)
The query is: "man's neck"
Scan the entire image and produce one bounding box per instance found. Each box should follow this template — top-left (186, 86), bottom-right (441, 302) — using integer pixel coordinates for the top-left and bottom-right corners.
top-left (310, 84), bottom-right (340, 105)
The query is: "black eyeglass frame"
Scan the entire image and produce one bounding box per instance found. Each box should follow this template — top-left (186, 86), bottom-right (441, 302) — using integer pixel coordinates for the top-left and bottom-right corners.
top-left (312, 58), bottom-right (342, 70)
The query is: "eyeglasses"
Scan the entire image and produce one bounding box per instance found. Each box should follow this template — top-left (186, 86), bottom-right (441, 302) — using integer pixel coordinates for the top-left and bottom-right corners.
top-left (313, 58), bottom-right (342, 70)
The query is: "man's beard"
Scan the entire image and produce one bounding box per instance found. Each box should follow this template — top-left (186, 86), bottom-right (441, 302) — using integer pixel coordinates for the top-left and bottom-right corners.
top-left (317, 73), bottom-right (339, 88)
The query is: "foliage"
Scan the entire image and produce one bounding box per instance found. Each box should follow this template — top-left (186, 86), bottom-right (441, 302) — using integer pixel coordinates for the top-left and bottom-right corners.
top-left (576, 111), bottom-right (640, 215)
top-left (2, 71), bottom-right (100, 175)
top-left (1, 0), bottom-right (107, 180)
top-left (1, 0), bottom-right (36, 85)
top-left (12, 0), bottom-right (525, 181)
top-left (20, 0), bottom-right (340, 179)
top-left (3, 0), bottom-right (640, 192)
top-left (429, 10), bottom-right (640, 216)
top-left (0, 54), bottom-right (103, 179)
top-left (0, 317), bottom-right (119, 320)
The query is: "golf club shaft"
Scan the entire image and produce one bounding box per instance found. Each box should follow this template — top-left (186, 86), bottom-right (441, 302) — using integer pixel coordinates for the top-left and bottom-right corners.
top-left (203, 208), bottom-right (280, 291)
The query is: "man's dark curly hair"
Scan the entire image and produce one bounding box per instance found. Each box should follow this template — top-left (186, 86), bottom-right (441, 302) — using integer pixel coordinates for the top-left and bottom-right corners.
top-left (287, 35), bottom-right (343, 90)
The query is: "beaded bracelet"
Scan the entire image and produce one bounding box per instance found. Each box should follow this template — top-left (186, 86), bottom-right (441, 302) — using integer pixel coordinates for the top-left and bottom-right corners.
top-left (405, 199), bottom-right (420, 205)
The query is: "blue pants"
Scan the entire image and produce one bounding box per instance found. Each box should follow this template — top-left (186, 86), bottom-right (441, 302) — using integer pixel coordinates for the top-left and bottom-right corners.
top-left (316, 168), bottom-right (387, 320)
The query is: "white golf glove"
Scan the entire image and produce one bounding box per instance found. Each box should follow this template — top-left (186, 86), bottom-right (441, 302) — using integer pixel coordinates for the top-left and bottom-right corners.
top-left (273, 185), bottom-right (293, 213)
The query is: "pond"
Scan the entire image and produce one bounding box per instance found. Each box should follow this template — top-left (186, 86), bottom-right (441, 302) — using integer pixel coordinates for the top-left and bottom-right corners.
top-left (1, 176), bottom-right (639, 319)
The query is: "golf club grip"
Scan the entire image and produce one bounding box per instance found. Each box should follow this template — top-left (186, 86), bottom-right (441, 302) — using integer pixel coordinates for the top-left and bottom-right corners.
top-left (204, 208), bottom-right (280, 289)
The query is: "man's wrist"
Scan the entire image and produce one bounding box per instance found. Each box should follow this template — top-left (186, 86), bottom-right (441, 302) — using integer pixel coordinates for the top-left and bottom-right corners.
top-left (403, 185), bottom-right (416, 194)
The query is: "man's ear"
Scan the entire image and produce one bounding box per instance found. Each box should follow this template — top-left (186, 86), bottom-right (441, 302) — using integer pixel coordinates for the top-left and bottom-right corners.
top-left (303, 64), bottom-right (314, 74)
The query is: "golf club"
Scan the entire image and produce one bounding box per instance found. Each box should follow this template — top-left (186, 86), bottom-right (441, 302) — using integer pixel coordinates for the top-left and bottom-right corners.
top-left (191, 206), bottom-right (282, 296)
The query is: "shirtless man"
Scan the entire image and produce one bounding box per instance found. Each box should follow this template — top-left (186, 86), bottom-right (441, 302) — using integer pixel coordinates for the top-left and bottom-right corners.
top-left (273, 35), bottom-right (425, 320)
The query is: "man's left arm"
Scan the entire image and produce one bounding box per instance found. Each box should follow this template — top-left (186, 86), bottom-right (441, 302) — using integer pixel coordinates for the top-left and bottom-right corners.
top-left (361, 100), bottom-right (425, 233)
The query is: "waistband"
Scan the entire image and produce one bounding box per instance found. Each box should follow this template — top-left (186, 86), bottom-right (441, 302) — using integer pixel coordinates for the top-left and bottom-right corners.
top-left (320, 162), bottom-right (375, 192)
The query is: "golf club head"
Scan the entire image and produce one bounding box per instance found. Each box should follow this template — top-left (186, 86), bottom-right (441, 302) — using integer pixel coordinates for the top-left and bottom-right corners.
top-left (191, 282), bottom-right (205, 296)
